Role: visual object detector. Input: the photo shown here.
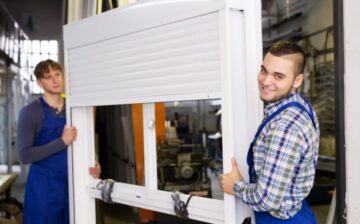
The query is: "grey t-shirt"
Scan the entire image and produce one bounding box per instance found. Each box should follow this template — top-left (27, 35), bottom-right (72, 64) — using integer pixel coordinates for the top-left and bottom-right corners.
top-left (16, 98), bottom-right (67, 164)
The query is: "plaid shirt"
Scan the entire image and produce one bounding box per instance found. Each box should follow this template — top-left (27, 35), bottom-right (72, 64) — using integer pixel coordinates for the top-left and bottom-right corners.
top-left (234, 92), bottom-right (320, 219)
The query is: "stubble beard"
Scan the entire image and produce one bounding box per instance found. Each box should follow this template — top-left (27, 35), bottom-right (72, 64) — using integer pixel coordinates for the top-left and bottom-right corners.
top-left (259, 87), bottom-right (293, 104)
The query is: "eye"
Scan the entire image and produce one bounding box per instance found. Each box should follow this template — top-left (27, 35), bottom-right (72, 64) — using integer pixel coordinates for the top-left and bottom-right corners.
top-left (274, 74), bottom-right (283, 80)
top-left (260, 67), bottom-right (266, 75)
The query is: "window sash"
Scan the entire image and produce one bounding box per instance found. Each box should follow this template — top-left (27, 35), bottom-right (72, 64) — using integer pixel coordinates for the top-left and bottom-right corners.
top-left (64, 1), bottom-right (262, 223)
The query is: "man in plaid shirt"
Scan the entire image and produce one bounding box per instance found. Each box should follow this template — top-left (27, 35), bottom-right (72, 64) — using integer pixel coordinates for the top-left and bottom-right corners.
top-left (220, 41), bottom-right (319, 223)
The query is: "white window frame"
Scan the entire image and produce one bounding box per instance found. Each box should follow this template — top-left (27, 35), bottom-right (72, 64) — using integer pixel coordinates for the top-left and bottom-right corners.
top-left (64, 1), bottom-right (262, 223)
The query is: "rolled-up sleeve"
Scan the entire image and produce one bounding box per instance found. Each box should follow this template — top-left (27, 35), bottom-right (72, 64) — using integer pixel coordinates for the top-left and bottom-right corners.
top-left (234, 125), bottom-right (303, 214)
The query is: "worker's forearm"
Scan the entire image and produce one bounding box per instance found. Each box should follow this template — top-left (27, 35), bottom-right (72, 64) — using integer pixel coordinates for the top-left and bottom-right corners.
top-left (18, 138), bottom-right (67, 164)
top-left (233, 180), bottom-right (281, 212)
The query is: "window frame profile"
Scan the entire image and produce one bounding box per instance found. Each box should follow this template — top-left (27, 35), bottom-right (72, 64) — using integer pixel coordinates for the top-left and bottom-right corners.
top-left (64, 1), bottom-right (262, 223)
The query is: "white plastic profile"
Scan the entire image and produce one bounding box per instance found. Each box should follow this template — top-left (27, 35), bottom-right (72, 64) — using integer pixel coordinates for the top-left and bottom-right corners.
top-left (64, 0), bottom-right (262, 223)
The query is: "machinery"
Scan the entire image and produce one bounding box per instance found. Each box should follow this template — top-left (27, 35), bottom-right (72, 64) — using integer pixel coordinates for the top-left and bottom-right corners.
top-left (157, 142), bottom-right (212, 197)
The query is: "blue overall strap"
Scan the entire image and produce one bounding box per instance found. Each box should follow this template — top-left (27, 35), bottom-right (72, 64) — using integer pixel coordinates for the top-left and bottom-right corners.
top-left (256, 102), bottom-right (316, 140)
top-left (247, 101), bottom-right (316, 183)
top-left (300, 95), bottom-right (316, 129)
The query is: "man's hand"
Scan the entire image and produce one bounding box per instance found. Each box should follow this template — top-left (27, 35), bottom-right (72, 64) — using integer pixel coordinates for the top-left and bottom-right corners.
top-left (220, 158), bottom-right (243, 195)
top-left (62, 125), bottom-right (77, 145)
top-left (89, 162), bottom-right (101, 179)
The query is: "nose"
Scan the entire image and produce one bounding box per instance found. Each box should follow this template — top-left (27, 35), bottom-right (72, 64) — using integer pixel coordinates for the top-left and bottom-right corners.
top-left (51, 75), bottom-right (59, 83)
top-left (259, 73), bottom-right (272, 86)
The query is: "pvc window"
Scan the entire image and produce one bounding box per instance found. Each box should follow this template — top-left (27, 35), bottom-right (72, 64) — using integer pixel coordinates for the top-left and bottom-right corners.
top-left (64, 1), bottom-right (262, 223)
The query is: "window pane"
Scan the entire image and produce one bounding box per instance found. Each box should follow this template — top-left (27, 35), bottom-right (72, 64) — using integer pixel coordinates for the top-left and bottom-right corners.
top-left (20, 53), bottom-right (27, 67)
top-left (49, 54), bottom-right (58, 61)
top-left (94, 104), bottom-right (144, 186)
top-left (13, 40), bottom-right (18, 53)
top-left (28, 67), bottom-right (34, 76)
top-left (13, 52), bottom-right (18, 63)
top-left (49, 40), bottom-right (58, 53)
top-left (32, 53), bottom-right (41, 67)
top-left (4, 37), bottom-right (9, 54)
top-left (41, 40), bottom-right (49, 53)
top-left (20, 69), bottom-right (31, 81)
top-left (32, 80), bottom-right (42, 94)
top-left (32, 40), bottom-right (40, 53)
top-left (9, 38), bottom-right (14, 57)
top-left (25, 53), bottom-right (31, 68)
top-left (23, 40), bottom-right (31, 53)
top-left (40, 53), bottom-right (49, 61)
top-left (156, 100), bottom-right (223, 200)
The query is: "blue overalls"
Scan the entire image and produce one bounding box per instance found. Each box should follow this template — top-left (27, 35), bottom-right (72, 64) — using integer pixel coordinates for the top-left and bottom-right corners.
top-left (246, 100), bottom-right (317, 224)
top-left (23, 97), bottom-right (69, 224)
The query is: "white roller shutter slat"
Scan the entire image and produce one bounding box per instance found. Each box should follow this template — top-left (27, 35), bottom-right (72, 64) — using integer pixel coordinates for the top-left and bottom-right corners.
top-left (67, 12), bottom-right (220, 107)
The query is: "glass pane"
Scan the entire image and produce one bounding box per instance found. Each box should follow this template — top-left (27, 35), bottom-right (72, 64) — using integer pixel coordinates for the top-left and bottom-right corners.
top-left (4, 37), bottom-right (9, 54)
top-left (41, 40), bottom-right (49, 53)
top-left (0, 65), bottom-right (4, 94)
top-left (32, 80), bottom-right (42, 94)
top-left (94, 104), bottom-right (144, 186)
top-left (156, 100), bottom-right (223, 200)
top-left (49, 53), bottom-right (58, 61)
top-left (28, 67), bottom-right (33, 75)
top-left (32, 40), bottom-right (40, 53)
top-left (32, 53), bottom-right (41, 67)
top-left (49, 40), bottom-right (58, 53)
top-left (24, 53), bottom-right (31, 68)
top-left (13, 52), bottom-right (18, 63)
top-left (20, 53), bottom-right (27, 67)
top-left (40, 53), bottom-right (49, 61)
top-left (0, 36), bottom-right (5, 51)
top-left (23, 40), bottom-right (31, 53)
top-left (14, 39), bottom-right (19, 52)
top-left (8, 39), bottom-right (14, 58)
top-left (20, 69), bottom-right (31, 81)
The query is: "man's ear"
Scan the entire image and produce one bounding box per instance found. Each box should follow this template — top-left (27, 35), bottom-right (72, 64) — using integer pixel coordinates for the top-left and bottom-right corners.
top-left (293, 73), bottom-right (304, 89)
top-left (36, 79), bottom-right (43, 89)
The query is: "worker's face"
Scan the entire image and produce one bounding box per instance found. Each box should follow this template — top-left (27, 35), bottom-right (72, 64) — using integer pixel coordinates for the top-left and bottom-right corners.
top-left (37, 67), bottom-right (64, 95)
top-left (258, 53), bottom-right (304, 103)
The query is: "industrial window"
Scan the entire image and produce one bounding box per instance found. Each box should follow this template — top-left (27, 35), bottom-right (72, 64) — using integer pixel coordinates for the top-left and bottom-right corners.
top-left (20, 40), bottom-right (58, 94)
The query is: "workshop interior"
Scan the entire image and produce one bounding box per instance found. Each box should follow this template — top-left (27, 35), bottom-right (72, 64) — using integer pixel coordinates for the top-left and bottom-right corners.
top-left (0, 0), bottom-right (353, 223)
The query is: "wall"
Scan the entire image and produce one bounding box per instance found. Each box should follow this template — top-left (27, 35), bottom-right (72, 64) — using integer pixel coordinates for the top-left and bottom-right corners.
top-left (1, 0), bottom-right (64, 40)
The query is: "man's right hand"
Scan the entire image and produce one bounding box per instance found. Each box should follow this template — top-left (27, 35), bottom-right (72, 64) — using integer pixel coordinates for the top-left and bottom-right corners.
top-left (62, 125), bottom-right (77, 145)
top-left (220, 158), bottom-right (243, 195)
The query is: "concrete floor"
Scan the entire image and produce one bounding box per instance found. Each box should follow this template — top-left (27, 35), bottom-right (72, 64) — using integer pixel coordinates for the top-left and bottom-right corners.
top-left (312, 205), bottom-right (331, 224)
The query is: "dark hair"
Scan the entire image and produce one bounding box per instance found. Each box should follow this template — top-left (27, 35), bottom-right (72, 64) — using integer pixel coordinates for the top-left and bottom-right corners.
top-left (269, 41), bottom-right (306, 74)
top-left (34, 59), bottom-right (63, 79)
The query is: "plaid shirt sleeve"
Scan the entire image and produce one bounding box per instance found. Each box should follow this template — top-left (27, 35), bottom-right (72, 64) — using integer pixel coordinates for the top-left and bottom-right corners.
top-left (233, 121), bottom-right (305, 212)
